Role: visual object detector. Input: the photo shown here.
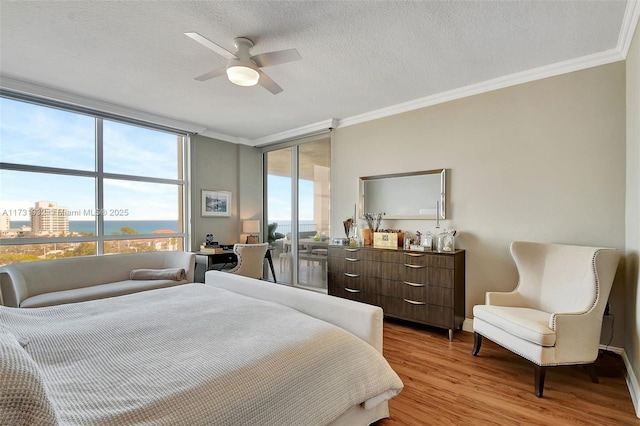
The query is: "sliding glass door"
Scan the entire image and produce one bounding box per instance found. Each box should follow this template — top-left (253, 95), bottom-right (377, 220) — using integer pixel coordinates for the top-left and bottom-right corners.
top-left (265, 147), bottom-right (293, 284)
top-left (264, 135), bottom-right (330, 290)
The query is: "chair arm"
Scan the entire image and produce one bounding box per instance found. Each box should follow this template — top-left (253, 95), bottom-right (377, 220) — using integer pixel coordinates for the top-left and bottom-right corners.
top-left (550, 311), bottom-right (602, 363)
top-left (485, 291), bottom-right (526, 307)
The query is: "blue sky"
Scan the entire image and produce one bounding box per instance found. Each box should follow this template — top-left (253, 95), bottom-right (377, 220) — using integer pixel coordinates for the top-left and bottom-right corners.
top-left (267, 174), bottom-right (314, 222)
top-left (1, 98), bottom-right (186, 221)
top-left (0, 97), bottom-right (312, 222)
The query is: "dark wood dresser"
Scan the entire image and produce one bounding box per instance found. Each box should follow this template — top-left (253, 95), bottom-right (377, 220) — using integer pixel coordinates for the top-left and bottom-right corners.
top-left (328, 245), bottom-right (465, 340)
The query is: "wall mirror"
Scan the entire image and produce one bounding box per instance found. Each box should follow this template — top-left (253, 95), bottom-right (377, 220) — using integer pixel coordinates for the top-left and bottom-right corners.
top-left (359, 169), bottom-right (446, 220)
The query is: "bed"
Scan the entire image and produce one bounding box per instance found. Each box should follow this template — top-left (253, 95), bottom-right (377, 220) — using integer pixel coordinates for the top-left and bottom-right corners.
top-left (0, 272), bottom-right (403, 425)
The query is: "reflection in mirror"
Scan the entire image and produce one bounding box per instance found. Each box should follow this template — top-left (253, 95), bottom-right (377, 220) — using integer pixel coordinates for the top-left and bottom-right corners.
top-left (359, 169), bottom-right (446, 219)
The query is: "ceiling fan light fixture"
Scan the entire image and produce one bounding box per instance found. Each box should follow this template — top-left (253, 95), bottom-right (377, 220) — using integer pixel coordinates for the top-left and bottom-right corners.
top-left (226, 64), bottom-right (259, 87)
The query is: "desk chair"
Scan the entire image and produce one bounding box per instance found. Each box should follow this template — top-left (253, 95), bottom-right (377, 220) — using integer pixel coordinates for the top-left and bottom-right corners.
top-left (228, 243), bottom-right (269, 280)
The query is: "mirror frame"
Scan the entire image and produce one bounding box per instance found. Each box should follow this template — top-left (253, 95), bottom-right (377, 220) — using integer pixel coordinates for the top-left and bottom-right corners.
top-left (359, 169), bottom-right (446, 220)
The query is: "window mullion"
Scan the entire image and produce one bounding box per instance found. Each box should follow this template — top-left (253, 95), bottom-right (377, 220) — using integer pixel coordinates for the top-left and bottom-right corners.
top-left (96, 118), bottom-right (104, 255)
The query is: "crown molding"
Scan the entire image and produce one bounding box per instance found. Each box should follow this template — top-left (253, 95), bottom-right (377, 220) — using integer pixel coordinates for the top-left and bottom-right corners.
top-left (197, 129), bottom-right (248, 144)
top-left (336, 47), bottom-right (624, 130)
top-left (619, 0), bottom-right (640, 58)
top-left (0, 75), bottom-right (208, 135)
top-left (250, 118), bottom-right (338, 147)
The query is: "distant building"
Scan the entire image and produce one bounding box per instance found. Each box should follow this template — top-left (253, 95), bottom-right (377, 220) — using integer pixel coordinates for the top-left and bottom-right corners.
top-left (31, 201), bottom-right (69, 235)
top-left (0, 213), bottom-right (31, 238)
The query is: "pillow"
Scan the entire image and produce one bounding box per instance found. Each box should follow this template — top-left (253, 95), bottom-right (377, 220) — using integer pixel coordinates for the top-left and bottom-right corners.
top-left (130, 268), bottom-right (186, 281)
top-left (0, 326), bottom-right (58, 425)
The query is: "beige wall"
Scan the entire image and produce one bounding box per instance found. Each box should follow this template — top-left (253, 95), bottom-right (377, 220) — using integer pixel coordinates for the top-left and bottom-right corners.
top-left (238, 144), bottom-right (264, 233)
top-left (331, 62), bottom-right (627, 346)
top-left (190, 135), bottom-right (262, 249)
top-left (625, 20), bottom-right (640, 414)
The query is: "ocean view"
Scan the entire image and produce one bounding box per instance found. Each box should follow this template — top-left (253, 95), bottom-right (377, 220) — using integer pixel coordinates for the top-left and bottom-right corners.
top-left (10, 220), bottom-right (180, 235)
top-left (9, 219), bottom-right (318, 236)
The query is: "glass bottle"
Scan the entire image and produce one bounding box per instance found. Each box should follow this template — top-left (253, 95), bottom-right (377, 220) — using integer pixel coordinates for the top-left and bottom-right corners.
top-left (422, 231), bottom-right (433, 250)
top-left (436, 229), bottom-right (455, 252)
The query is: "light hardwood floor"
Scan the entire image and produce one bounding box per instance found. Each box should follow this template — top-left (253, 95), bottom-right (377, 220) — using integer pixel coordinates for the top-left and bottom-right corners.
top-left (377, 320), bottom-right (639, 426)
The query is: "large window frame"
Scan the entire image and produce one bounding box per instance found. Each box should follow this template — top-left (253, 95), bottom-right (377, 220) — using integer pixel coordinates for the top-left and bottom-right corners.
top-left (0, 91), bottom-right (190, 258)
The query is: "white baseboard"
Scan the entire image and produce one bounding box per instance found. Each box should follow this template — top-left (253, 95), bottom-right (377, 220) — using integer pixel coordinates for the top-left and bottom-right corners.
top-left (466, 317), bottom-right (639, 418)
top-left (462, 318), bottom-right (474, 333)
top-left (620, 349), bottom-right (640, 418)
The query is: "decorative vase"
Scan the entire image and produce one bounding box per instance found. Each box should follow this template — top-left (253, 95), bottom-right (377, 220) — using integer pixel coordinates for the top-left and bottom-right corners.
top-left (362, 228), bottom-right (373, 246)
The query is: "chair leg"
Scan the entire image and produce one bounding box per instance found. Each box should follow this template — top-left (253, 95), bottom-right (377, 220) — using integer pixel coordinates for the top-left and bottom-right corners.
top-left (471, 332), bottom-right (482, 356)
top-left (534, 365), bottom-right (546, 398)
top-left (586, 363), bottom-right (599, 383)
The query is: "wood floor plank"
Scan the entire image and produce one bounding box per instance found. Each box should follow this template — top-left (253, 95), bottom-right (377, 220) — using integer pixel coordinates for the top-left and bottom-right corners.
top-left (377, 319), bottom-right (639, 426)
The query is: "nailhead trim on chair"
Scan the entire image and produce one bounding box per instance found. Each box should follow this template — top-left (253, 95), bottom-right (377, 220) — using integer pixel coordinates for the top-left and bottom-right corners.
top-left (549, 249), bottom-right (602, 331)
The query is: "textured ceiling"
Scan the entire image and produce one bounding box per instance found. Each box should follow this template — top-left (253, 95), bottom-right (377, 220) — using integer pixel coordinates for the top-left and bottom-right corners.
top-left (0, 1), bottom-right (637, 146)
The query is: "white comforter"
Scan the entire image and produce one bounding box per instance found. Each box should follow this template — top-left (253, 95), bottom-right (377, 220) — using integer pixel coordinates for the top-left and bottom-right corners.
top-left (0, 283), bottom-right (402, 425)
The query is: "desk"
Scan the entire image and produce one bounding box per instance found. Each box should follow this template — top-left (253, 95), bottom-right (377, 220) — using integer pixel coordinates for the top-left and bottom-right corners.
top-left (194, 249), bottom-right (276, 283)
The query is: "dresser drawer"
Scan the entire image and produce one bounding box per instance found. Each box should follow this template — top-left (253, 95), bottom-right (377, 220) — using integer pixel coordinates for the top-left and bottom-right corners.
top-left (402, 251), bottom-right (455, 268)
top-left (380, 279), bottom-right (453, 304)
top-left (328, 271), bottom-right (378, 292)
top-left (328, 246), bottom-right (375, 260)
top-left (380, 263), bottom-right (455, 288)
top-left (329, 282), bottom-right (379, 306)
top-left (346, 291), bottom-right (379, 306)
top-left (379, 296), bottom-right (454, 328)
top-left (402, 301), bottom-right (454, 329)
top-left (328, 257), bottom-right (380, 277)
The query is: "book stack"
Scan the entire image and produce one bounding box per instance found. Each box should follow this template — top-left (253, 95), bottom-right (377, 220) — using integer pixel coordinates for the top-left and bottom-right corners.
top-left (200, 244), bottom-right (223, 254)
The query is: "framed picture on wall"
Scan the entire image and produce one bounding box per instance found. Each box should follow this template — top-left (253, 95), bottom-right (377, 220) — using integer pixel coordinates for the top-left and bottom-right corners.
top-left (202, 190), bottom-right (231, 217)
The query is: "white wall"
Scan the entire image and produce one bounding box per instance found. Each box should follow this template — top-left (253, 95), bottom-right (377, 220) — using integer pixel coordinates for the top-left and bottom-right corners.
top-left (331, 62), bottom-right (627, 346)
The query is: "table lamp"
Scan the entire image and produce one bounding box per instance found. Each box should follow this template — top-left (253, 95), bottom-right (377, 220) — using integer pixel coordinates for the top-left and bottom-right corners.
top-left (242, 220), bottom-right (260, 243)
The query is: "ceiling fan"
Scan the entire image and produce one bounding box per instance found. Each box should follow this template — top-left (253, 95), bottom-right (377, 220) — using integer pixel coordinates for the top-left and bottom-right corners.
top-left (185, 32), bottom-right (302, 95)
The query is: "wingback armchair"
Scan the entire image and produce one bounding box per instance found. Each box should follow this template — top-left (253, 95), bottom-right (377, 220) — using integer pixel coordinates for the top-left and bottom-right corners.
top-left (228, 243), bottom-right (269, 280)
top-left (472, 241), bottom-right (620, 397)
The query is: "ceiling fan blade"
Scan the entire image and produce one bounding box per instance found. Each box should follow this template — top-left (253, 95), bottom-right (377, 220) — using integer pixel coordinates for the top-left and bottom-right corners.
top-left (194, 67), bottom-right (227, 81)
top-left (258, 70), bottom-right (283, 95)
top-left (251, 49), bottom-right (301, 68)
top-left (185, 32), bottom-right (236, 60)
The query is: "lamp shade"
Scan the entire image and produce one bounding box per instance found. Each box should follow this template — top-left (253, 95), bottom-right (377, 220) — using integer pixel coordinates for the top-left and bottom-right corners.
top-left (226, 64), bottom-right (259, 86)
top-left (242, 219), bottom-right (260, 234)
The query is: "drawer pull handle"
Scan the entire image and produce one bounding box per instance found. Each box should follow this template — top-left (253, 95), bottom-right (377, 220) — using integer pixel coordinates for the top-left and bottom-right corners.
top-left (403, 281), bottom-right (425, 287)
top-left (345, 248), bottom-right (359, 252)
top-left (345, 288), bottom-right (361, 293)
top-left (345, 258), bottom-right (360, 262)
top-left (344, 273), bottom-right (360, 278)
top-left (405, 252), bottom-right (425, 257)
top-left (403, 298), bottom-right (426, 305)
top-left (404, 263), bottom-right (425, 269)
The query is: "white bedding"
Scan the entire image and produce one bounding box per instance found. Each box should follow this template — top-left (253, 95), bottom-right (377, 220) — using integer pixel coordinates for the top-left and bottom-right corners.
top-left (0, 283), bottom-right (403, 425)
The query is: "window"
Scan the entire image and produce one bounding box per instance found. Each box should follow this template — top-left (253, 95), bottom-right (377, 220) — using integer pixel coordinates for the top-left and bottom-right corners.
top-left (0, 94), bottom-right (188, 265)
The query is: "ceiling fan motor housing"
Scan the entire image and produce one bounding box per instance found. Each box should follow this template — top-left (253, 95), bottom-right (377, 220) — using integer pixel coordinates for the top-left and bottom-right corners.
top-left (225, 37), bottom-right (260, 86)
